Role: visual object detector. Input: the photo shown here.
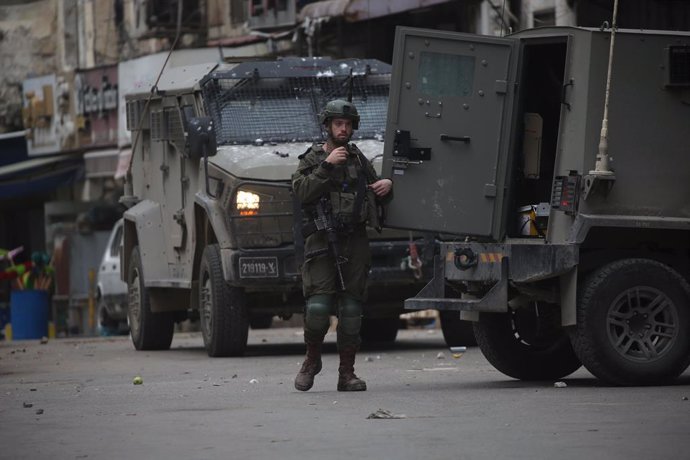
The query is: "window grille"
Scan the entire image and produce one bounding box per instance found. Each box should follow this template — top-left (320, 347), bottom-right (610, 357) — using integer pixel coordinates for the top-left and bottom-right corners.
top-left (201, 58), bottom-right (391, 145)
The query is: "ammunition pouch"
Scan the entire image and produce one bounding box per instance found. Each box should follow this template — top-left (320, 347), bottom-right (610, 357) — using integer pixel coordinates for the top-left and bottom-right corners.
top-left (329, 191), bottom-right (367, 226)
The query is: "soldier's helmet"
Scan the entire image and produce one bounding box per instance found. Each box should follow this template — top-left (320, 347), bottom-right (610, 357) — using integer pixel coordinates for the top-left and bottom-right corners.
top-left (319, 99), bottom-right (360, 130)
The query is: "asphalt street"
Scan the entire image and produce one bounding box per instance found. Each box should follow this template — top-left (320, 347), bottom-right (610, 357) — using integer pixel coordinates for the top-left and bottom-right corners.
top-left (1, 326), bottom-right (689, 460)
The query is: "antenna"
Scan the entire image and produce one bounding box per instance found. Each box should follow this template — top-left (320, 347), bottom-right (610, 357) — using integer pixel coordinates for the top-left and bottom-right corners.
top-left (591, 0), bottom-right (619, 176)
top-left (583, 0), bottom-right (619, 200)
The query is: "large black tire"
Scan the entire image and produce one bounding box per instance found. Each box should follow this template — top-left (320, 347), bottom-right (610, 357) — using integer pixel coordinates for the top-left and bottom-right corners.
top-left (440, 311), bottom-right (477, 347)
top-left (474, 304), bottom-right (581, 381)
top-left (360, 316), bottom-right (399, 343)
top-left (127, 246), bottom-right (174, 350)
top-left (569, 258), bottom-right (690, 386)
top-left (199, 244), bottom-right (249, 357)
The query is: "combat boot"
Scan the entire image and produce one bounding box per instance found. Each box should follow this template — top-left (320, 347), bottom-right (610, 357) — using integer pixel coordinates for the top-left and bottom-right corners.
top-left (337, 346), bottom-right (367, 391)
top-left (294, 341), bottom-right (323, 391)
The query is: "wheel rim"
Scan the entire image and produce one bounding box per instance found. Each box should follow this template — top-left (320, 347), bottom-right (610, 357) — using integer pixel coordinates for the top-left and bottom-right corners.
top-left (200, 273), bottom-right (213, 339)
top-left (128, 269), bottom-right (142, 339)
top-left (607, 286), bottom-right (679, 363)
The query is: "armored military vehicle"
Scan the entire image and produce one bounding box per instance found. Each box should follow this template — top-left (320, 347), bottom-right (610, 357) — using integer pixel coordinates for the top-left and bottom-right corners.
top-left (382, 26), bottom-right (690, 385)
top-left (120, 57), bottom-right (434, 357)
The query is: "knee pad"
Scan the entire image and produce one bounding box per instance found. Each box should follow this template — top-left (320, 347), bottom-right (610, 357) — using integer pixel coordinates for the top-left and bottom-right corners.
top-left (305, 294), bottom-right (334, 336)
top-left (337, 296), bottom-right (362, 337)
top-left (339, 296), bottom-right (363, 318)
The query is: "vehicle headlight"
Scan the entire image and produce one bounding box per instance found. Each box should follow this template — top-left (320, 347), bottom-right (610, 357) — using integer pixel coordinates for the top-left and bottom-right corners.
top-left (236, 190), bottom-right (260, 216)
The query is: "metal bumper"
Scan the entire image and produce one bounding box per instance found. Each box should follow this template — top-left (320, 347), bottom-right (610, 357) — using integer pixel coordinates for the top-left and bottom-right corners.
top-left (220, 238), bottom-right (432, 290)
top-left (102, 294), bottom-right (128, 320)
top-left (404, 240), bottom-right (578, 313)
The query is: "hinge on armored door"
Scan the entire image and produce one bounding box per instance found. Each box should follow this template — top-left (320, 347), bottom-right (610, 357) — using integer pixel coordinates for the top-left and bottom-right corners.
top-left (494, 80), bottom-right (508, 94)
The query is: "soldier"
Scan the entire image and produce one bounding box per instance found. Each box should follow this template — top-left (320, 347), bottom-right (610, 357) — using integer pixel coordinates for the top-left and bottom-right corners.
top-left (292, 99), bottom-right (393, 392)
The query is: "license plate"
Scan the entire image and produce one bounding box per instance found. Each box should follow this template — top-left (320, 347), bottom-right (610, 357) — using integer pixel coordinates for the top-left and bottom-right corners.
top-left (239, 257), bottom-right (279, 278)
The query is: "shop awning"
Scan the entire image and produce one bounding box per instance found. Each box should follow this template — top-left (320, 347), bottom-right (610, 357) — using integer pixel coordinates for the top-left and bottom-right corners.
top-left (0, 130), bottom-right (30, 168)
top-left (298, 0), bottom-right (454, 22)
top-left (0, 153), bottom-right (83, 200)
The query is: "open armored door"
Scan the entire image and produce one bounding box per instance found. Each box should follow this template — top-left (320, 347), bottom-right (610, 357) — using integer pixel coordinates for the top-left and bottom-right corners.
top-left (382, 27), bottom-right (518, 239)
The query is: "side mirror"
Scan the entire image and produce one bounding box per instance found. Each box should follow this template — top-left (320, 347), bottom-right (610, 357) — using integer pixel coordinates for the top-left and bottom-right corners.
top-left (185, 117), bottom-right (217, 159)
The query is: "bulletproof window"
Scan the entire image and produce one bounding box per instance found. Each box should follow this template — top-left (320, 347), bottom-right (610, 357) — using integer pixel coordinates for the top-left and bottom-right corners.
top-left (150, 108), bottom-right (185, 151)
top-left (202, 63), bottom-right (390, 145)
top-left (126, 100), bottom-right (148, 130)
top-left (150, 110), bottom-right (164, 140)
top-left (418, 52), bottom-right (475, 97)
top-left (165, 108), bottom-right (184, 143)
top-left (665, 45), bottom-right (690, 87)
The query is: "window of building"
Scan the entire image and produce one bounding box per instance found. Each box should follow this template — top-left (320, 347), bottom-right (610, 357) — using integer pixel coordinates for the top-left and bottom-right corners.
top-left (533, 9), bottom-right (556, 27)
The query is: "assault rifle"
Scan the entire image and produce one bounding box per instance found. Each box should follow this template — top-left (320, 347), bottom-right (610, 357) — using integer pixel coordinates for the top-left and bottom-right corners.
top-left (314, 196), bottom-right (347, 291)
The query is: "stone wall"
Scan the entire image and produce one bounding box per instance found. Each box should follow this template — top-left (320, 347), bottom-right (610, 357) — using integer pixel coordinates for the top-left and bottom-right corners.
top-left (0, 0), bottom-right (57, 133)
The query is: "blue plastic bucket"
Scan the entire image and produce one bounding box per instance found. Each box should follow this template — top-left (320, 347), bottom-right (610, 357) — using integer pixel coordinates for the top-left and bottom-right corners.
top-left (10, 290), bottom-right (49, 340)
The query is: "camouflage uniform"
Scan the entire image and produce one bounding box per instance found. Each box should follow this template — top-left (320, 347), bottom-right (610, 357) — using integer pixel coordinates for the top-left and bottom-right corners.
top-left (292, 100), bottom-right (392, 392)
top-left (293, 143), bottom-right (382, 301)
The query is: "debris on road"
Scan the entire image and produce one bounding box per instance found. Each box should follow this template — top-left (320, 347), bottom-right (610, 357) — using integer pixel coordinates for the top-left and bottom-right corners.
top-left (682, 396), bottom-right (688, 401)
top-left (23, 402), bottom-right (33, 408)
top-left (554, 381), bottom-right (567, 388)
top-left (367, 409), bottom-right (407, 420)
top-left (436, 352), bottom-right (446, 359)
top-left (133, 376), bottom-right (143, 385)
top-left (365, 356), bottom-right (373, 362)
top-left (407, 367), bottom-right (459, 372)
top-left (249, 379), bottom-right (259, 384)
top-left (40, 337), bottom-right (48, 344)
top-left (35, 409), bottom-right (44, 415)
top-left (450, 346), bottom-right (466, 359)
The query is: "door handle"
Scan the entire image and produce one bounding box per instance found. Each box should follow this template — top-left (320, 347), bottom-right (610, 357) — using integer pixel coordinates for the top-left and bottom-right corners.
top-left (393, 158), bottom-right (423, 166)
top-left (440, 134), bottom-right (471, 143)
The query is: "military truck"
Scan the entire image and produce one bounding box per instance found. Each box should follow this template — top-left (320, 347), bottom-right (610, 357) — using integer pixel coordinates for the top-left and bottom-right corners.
top-left (382, 26), bottom-right (690, 385)
top-left (120, 57), bottom-right (435, 357)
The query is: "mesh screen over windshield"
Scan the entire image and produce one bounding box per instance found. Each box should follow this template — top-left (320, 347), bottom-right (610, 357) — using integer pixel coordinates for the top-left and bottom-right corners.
top-left (202, 68), bottom-right (390, 145)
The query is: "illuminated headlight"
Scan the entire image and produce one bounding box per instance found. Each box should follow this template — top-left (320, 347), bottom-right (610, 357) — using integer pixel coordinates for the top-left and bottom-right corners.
top-left (236, 190), bottom-right (260, 216)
